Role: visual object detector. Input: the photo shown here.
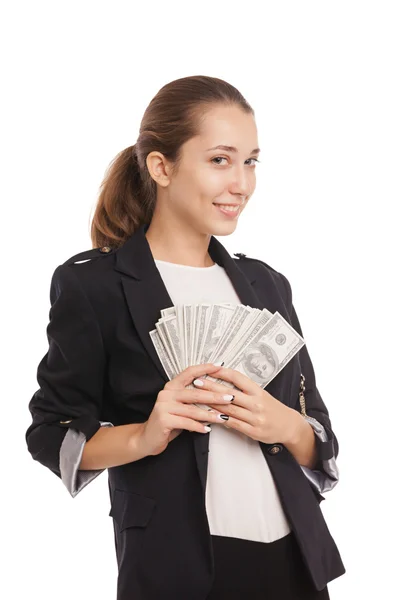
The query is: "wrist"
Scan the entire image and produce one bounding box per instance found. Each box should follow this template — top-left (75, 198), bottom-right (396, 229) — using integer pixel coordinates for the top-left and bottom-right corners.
top-left (283, 407), bottom-right (307, 445)
top-left (283, 409), bottom-right (319, 469)
top-left (128, 422), bottom-right (149, 460)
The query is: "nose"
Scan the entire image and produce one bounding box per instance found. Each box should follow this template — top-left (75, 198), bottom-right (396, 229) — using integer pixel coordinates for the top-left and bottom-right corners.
top-left (230, 164), bottom-right (254, 197)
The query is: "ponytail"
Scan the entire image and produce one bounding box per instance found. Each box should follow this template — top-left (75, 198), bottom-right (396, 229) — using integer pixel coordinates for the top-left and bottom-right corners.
top-left (90, 143), bottom-right (155, 249)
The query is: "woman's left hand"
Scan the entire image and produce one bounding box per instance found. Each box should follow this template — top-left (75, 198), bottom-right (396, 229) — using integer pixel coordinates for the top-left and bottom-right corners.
top-left (194, 367), bottom-right (302, 445)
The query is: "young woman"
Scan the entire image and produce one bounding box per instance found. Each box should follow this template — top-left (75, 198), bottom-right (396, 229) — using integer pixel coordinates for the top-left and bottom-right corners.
top-left (26, 75), bottom-right (346, 599)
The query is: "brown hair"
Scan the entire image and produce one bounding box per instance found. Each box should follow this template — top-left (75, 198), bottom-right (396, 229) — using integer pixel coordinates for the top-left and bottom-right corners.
top-left (90, 75), bottom-right (254, 249)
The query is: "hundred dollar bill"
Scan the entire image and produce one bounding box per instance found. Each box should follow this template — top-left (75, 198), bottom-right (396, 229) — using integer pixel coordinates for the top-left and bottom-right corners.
top-left (190, 304), bottom-right (200, 366)
top-left (209, 311), bottom-right (305, 390)
top-left (176, 305), bottom-right (186, 368)
top-left (157, 314), bottom-right (182, 373)
top-left (154, 321), bottom-right (179, 374)
top-left (193, 303), bottom-right (213, 365)
top-left (160, 306), bottom-right (177, 321)
top-left (205, 308), bottom-right (272, 382)
top-left (207, 305), bottom-right (250, 364)
top-left (196, 303), bottom-right (237, 365)
top-left (149, 329), bottom-right (177, 380)
top-left (209, 306), bottom-right (272, 366)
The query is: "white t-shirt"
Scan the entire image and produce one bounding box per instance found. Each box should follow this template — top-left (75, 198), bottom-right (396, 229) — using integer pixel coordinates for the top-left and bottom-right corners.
top-left (154, 258), bottom-right (292, 543)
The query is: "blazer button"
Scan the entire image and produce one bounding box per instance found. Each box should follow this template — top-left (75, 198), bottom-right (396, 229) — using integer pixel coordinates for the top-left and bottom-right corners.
top-left (268, 444), bottom-right (283, 455)
top-left (100, 246), bottom-right (111, 253)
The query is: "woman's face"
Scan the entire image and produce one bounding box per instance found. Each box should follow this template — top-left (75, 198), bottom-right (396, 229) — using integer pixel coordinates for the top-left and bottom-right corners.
top-left (149, 104), bottom-right (260, 237)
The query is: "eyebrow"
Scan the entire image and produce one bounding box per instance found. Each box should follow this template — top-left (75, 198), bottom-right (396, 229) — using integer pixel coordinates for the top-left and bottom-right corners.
top-left (206, 145), bottom-right (261, 155)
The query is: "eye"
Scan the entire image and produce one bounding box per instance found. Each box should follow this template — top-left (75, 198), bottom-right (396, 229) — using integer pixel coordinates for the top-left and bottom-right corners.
top-left (246, 158), bottom-right (260, 166)
top-left (211, 157), bottom-right (261, 166)
top-left (211, 156), bottom-right (229, 165)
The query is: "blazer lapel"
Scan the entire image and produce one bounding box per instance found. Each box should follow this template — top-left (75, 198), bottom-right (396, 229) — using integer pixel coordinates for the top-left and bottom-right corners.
top-left (113, 223), bottom-right (280, 493)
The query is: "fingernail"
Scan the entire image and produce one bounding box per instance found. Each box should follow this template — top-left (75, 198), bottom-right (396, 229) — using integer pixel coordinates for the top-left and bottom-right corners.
top-left (193, 378), bottom-right (204, 386)
top-left (204, 425), bottom-right (212, 432)
top-left (218, 414), bottom-right (229, 421)
top-left (223, 394), bottom-right (234, 401)
top-left (213, 361), bottom-right (224, 367)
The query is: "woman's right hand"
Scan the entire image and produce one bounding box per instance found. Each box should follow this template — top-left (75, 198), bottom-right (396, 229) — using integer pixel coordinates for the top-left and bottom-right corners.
top-left (136, 363), bottom-right (233, 457)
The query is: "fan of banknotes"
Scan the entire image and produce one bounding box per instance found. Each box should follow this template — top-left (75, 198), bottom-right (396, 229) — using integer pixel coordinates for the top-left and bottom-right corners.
top-left (149, 303), bottom-right (305, 413)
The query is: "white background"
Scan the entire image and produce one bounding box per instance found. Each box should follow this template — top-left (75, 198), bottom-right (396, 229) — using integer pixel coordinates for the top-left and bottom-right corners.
top-left (2, 1), bottom-right (399, 598)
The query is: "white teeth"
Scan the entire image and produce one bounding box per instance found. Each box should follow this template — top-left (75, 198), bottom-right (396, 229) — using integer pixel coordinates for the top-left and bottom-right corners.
top-left (215, 204), bottom-right (239, 212)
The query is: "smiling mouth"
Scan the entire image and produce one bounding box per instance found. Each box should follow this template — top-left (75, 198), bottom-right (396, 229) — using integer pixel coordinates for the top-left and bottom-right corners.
top-left (213, 202), bottom-right (242, 208)
top-left (212, 203), bottom-right (241, 216)
top-left (214, 204), bottom-right (239, 210)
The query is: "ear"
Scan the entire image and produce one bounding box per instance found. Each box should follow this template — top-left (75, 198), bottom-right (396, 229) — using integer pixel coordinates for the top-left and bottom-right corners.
top-left (146, 151), bottom-right (172, 187)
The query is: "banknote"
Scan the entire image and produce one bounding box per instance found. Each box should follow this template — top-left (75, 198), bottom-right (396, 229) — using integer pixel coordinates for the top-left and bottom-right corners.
top-left (210, 311), bottom-right (305, 389)
top-left (149, 303), bottom-right (305, 415)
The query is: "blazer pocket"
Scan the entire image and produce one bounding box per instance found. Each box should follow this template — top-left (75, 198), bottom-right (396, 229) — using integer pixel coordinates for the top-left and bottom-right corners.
top-left (109, 489), bottom-right (157, 532)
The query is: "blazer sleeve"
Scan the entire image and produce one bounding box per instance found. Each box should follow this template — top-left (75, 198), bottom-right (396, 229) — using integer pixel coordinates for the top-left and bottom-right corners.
top-left (280, 272), bottom-right (340, 494)
top-left (25, 263), bottom-right (110, 496)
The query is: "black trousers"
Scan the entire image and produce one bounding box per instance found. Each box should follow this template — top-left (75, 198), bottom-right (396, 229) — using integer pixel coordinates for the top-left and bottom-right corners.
top-left (206, 532), bottom-right (330, 599)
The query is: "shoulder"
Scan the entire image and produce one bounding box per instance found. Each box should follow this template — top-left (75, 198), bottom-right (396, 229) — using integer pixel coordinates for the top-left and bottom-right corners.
top-left (233, 252), bottom-right (292, 306)
top-left (49, 244), bottom-right (118, 303)
top-left (233, 252), bottom-right (281, 275)
top-left (61, 244), bottom-right (117, 267)
top-left (58, 243), bottom-right (118, 284)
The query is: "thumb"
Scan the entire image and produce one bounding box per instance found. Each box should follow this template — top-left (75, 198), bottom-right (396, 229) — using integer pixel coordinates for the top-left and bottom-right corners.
top-left (168, 429), bottom-right (183, 443)
top-left (166, 362), bottom-right (223, 390)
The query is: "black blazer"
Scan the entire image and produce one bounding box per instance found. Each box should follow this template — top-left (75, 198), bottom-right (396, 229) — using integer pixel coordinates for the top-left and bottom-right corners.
top-left (26, 222), bottom-right (346, 599)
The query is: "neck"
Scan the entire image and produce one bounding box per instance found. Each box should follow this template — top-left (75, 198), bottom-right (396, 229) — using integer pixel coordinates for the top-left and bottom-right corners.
top-left (145, 218), bottom-right (215, 268)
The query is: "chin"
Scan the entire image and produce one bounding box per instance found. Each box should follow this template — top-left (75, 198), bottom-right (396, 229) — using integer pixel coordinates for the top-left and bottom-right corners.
top-left (207, 220), bottom-right (239, 236)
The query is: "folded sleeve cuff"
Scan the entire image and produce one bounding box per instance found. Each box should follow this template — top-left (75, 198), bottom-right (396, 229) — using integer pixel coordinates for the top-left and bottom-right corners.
top-left (300, 416), bottom-right (339, 494)
top-left (59, 421), bottom-right (114, 498)
top-left (58, 415), bottom-right (102, 442)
